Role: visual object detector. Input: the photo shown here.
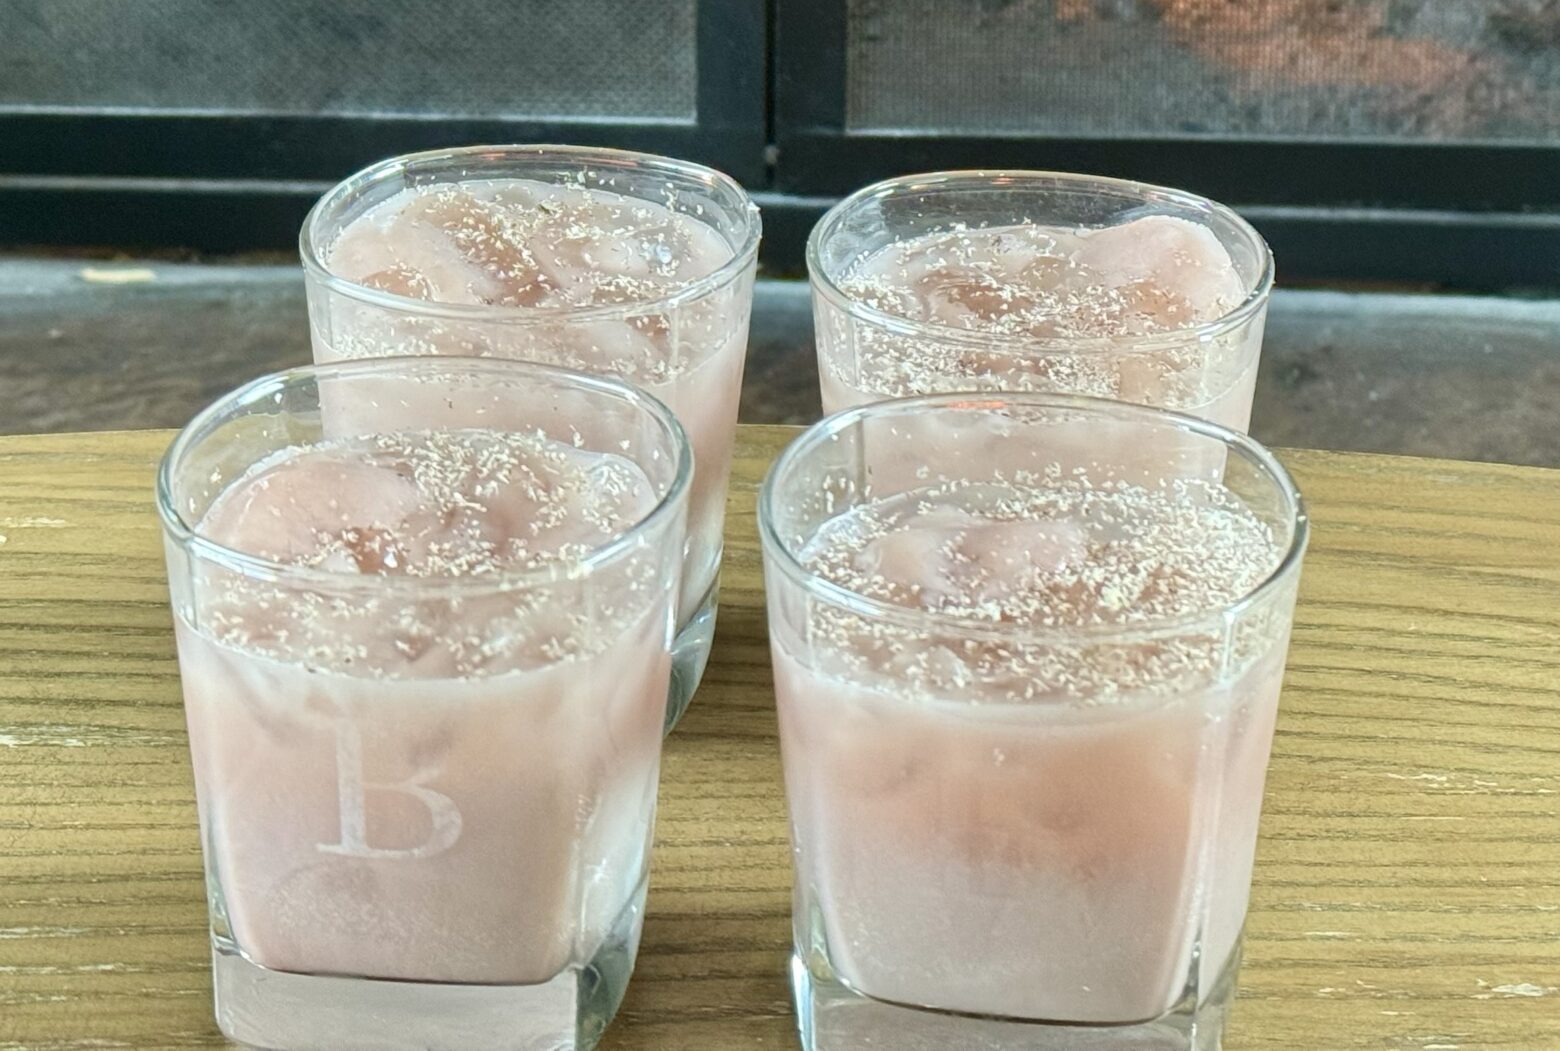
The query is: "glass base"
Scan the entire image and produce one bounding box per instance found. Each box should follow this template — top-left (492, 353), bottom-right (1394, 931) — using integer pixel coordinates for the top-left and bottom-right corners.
top-left (665, 573), bottom-right (719, 733)
top-left (211, 880), bottom-right (646, 1051)
top-left (791, 948), bottom-right (1238, 1051)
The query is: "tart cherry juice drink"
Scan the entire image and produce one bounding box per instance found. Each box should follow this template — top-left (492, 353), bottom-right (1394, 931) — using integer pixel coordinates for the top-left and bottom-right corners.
top-left (181, 430), bottom-right (665, 983)
top-left (808, 172), bottom-right (1273, 430)
top-left (158, 359), bottom-right (690, 1051)
top-left (302, 146), bottom-right (760, 726)
top-left (760, 395), bottom-right (1307, 1051)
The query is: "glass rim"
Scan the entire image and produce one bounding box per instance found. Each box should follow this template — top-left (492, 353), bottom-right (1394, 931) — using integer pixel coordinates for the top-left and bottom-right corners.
top-left (299, 143), bottom-right (763, 325)
top-left (157, 355), bottom-right (693, 597)
top-left (758, 391), bottom-right (1309, 645)
top-left (805, 169), bottom-right (1275, 358)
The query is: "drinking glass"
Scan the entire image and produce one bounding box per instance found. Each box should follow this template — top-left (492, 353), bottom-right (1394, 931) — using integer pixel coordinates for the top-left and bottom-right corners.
top-left (760, 393), bottom-right (1308, 1050)
top-left (158, 357), bottom-right (691, 1050)
top-left (301, 144), bottom-right (760, 729)
top-left (808, 171), bottom-right (1273, 429)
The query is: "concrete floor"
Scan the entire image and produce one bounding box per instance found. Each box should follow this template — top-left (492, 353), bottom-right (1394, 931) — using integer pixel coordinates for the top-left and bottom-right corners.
top-left (2, 257), bottom-right (1557, 467)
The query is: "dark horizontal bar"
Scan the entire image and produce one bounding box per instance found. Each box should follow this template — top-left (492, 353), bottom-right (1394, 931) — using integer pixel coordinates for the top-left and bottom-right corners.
top-left (0, 111), bottom-right (765, 186)
top-left (773, 132), bottom-right (1560, 213)
top-left (0, 177), bottom-right (320, 256)
top-left (751, 192), bottom-right (1560, 289)
top-left (3, 177), bottom-right (1557, 290)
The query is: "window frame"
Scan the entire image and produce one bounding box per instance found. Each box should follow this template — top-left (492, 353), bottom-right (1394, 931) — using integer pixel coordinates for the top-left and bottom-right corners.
top-left (0, 0), bottom-right (767, 251)
top-left (773, 0), bottom-right (1560, 287)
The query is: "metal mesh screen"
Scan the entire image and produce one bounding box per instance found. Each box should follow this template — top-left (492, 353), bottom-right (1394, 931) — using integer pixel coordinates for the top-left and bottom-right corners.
top-left (846, 0), bottom-right (1560, 143)
top-left (0, 0), bottom-right (698, 120)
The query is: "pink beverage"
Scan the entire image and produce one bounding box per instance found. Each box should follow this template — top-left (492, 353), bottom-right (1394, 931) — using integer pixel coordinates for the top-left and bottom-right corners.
top-left (760, 395), bottom-right (1307, 1050)
top-left (159, 360), bottom-right (690, 1050)
top-left (181, 429), bottom-right (666, 982)
top-left (317, 177), bottom-right (736, 627)
top-left (809, 172), bottom-right (1272, 429)
top-left (303, 148), bottom-right (761, 727)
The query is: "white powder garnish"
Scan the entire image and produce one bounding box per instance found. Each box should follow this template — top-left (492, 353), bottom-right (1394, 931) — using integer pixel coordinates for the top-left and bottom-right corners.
top-left (796, 472), bottom-right (1288, 703)
top-left (805, 475), bottom-right (1274, 628)
top-left (839, 218), bottom-right (1242, 342)
top-left (830, 216), bottom-right (1251, 405)
top-left (327, 178), bottom-right (731, 312)
top-left (191, 429), bottom-right (664, 678)
top-left (320, 178), bottom-right (743, 386)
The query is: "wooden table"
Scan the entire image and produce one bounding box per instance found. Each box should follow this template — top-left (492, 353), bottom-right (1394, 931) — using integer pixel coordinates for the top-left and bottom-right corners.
top-left (1, 426), bottom-right (1558, 1049)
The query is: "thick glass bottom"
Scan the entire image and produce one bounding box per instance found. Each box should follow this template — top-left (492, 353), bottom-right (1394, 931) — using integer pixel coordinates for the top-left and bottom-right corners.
top-left (211, 879), bottom-right (647, 1051)
top-left (665, 572), bottom-right (719, 733)
top-left (791, 944), bottom-right (1239, 1051)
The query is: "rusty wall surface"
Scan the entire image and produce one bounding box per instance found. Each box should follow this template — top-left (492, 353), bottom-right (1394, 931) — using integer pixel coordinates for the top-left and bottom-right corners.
top-left (849, 0), bottom-right (1560, 141)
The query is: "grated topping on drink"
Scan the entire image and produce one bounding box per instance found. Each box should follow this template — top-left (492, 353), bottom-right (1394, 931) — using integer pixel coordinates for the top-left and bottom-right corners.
top-left (203, 429), bottom-right (655, 578)
top-left (804, 474), bottom-right (1276, 627)
top-left (837, 216), bottom-right (1246, 343)
top-left (326, 178), bottom-right (733, 311)
top-left (190, 429), bottom-right (664, 677)
top-left (792, 472), bottom-right (1287, 701)
top-left (819, 216), bottom-right (1256, 413)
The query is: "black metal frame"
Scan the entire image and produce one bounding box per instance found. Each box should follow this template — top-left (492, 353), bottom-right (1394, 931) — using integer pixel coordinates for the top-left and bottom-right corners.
top-left (772, 0), bottom-right (1560, 287)
top-left (0, 0), bottom-right (767, 251)
top-left (3, 0), bottom-right (1559, 287)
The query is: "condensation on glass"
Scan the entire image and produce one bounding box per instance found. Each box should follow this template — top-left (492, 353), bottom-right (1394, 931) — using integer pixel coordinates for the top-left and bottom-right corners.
top-left (846, 0), bottom-right (1560, 143)
top-left (0, 0), bottom-right (697, 120)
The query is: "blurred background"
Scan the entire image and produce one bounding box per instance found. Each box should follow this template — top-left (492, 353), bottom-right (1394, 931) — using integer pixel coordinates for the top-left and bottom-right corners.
top-left (1, 0), bottom-right (1557, 463)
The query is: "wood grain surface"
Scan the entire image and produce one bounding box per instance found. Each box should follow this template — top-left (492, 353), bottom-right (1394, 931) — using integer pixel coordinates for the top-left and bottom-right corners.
top-left (0, 426), bottom-right (1557, 1050)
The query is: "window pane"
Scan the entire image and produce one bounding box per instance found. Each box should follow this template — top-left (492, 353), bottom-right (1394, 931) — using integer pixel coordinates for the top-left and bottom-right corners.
top-left (846, 0), bottom-right (1560, 143)
top-left (1, 0), bottom-right (698, 120)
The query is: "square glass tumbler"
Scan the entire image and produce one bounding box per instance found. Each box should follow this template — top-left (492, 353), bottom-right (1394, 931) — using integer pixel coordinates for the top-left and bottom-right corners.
top-left (300, 144), bottom-right (760, 729)
top-left (807, 171), bottom-right (1273, 429)
top-left (157, 357), bottom-right (691, 1050)
top-left (760, 393), bottom-right (1308, 1050)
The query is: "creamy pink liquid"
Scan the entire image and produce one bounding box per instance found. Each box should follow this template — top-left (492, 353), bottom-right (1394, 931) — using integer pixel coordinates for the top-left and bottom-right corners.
top-left (771, 477), bottom-right (1290, 1023)
top-left (315, 179), bottom-right (752, 623)
top-left (173, 430), bottom-right (674, 984)
top-left (818, 216), bottom-right (1261, 428)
